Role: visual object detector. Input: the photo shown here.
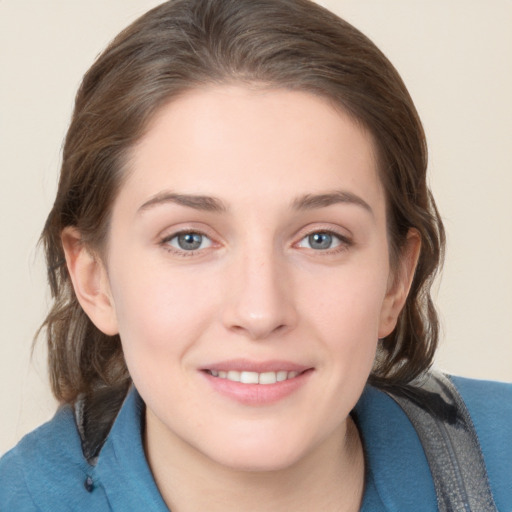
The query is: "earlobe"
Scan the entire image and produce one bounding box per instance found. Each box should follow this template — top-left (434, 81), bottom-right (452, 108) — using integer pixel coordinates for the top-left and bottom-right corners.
top-left (378, 229), bottom-right (421, 338)
top-left (61, 227), bottom-right (119, 336)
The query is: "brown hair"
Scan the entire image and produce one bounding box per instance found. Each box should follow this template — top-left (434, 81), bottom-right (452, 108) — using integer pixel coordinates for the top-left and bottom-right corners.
top-left (41, 0), bottom-right (444, 403)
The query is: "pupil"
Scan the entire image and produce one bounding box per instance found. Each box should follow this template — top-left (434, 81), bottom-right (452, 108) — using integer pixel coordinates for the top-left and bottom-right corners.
top-left (178, 233), bottom-right (202, 250)
top-left (309, 232), bottom-right (332, 249)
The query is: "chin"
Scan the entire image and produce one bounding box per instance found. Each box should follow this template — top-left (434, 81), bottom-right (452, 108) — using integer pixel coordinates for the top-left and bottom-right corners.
top-left (214, 450), bottom-right (303, 473)
top-left (201, 431), bottom-right (317, 473)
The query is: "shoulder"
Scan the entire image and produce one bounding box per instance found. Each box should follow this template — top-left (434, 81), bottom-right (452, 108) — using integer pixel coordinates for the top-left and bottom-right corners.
top-left (450, 374), bottom-right (512, 419)
top-left (450, 375), bottom-right (512, 509)
top-left (0, 444), bottom-right (39, 511)
top-left (449, 375), bottom-right (512, 455)
top-left (0, 387), bottom-right (161, 511)
top-left (355, 373), bottom-right (512, 511)
top-left (0, 405), bottom-right (95, 511)
top-left (354, 384), bottom-right (438, 510)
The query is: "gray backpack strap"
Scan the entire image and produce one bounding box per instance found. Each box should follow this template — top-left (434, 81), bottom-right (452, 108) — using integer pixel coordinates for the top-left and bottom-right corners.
top-left (384, 371), bottom-right (497, 512)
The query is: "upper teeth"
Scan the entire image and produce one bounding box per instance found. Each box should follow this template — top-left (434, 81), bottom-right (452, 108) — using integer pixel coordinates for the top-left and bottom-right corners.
top-left (209, 370), bottom-right (299, 384)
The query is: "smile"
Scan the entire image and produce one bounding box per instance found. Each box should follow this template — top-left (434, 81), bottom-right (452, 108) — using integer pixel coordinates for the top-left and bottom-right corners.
top-left (201, 360), bottom-right (313, 404)
top-left (206, 370), bottom-right (300, 384)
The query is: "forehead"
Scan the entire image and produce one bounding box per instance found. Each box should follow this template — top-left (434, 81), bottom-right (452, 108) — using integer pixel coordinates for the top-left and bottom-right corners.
top-left (122, 85), bottom-right (384, 215)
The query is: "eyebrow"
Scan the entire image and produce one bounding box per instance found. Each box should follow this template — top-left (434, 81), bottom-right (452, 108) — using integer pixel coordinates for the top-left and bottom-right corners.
top-left (292, 190), bottom-right (373, 216)
top-left (138, 192), bottom-right (228, 214)
top-left (137, 189), bottom-right (372, 216)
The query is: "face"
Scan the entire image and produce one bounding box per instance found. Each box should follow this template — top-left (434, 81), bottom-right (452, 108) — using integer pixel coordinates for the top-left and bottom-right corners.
top-left (84, 86), bottom-right (411, 472)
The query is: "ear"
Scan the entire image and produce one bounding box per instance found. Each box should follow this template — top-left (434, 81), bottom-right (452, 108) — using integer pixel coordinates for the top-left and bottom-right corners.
top-left (378, 229), bottom-right (421, 338)
top-left (61, 227), bottom-right (119, 336)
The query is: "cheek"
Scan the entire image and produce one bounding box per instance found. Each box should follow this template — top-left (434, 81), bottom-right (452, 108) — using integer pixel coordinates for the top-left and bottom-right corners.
top-left (300, 259), bottom-right (389, 383)
top-left (108, 258), bottom-right (222, 358)
top-left (304, 261), bottom-right (389, 339)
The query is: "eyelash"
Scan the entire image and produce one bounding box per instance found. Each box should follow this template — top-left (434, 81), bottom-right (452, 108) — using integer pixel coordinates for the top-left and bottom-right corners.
top-left (160, 230), bottom-right (215, 257)
top-left (159, 228), bottom-right (353, 257)
top-left (294, 229), bottom-right (352, 255)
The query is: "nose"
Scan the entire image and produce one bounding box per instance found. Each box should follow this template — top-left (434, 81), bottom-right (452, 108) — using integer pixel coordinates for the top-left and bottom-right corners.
top-left (221, 249), bottom-right (298, 340)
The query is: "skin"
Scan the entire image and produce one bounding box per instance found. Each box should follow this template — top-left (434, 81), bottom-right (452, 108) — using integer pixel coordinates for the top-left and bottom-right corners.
top-left (63, 85), bottom-right (420, 512)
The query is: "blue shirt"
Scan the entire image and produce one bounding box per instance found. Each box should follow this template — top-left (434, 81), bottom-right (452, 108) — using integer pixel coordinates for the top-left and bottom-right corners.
top-left (1, 376), bottom-right (511, 511)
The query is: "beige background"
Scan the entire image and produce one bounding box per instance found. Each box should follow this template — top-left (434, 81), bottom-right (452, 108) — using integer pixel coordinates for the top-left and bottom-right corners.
top-left (1, 0), bottom-right (511, 456)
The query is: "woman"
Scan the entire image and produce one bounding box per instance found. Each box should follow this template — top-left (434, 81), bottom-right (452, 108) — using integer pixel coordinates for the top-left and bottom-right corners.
top-left (1, 0), bottom-right (510, 510)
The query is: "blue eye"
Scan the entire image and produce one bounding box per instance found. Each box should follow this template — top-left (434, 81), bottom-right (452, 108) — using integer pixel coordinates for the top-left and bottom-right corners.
top-left (297, 231), bottom-right (344, 250)
top-left (166, 232), bottom-right (212, 251)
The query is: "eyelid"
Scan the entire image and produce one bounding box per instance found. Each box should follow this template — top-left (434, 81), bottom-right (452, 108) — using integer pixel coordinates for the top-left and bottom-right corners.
top-left (292, 224), bottom-right (354, 253)
top-left (293, 223), bottom-right (352, 243)
top-left (158, 221), bottom-right (218, 242)
top-left (158, 224), bottom-right (220, 256)
top-left (296, 232), bottom-right (341, 249)
top-left (165, 231), bottom-right (213, 251)
top-left (160, 228), bottom-right (210, 242)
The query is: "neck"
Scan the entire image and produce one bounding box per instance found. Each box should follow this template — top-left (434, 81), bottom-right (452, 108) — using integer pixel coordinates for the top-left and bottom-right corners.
top-left (145, 412), bottom-right (365, 512)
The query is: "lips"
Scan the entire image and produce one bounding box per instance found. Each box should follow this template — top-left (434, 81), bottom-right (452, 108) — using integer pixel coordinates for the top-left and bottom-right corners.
top-left (201, 360), bottom-right (313, 405)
